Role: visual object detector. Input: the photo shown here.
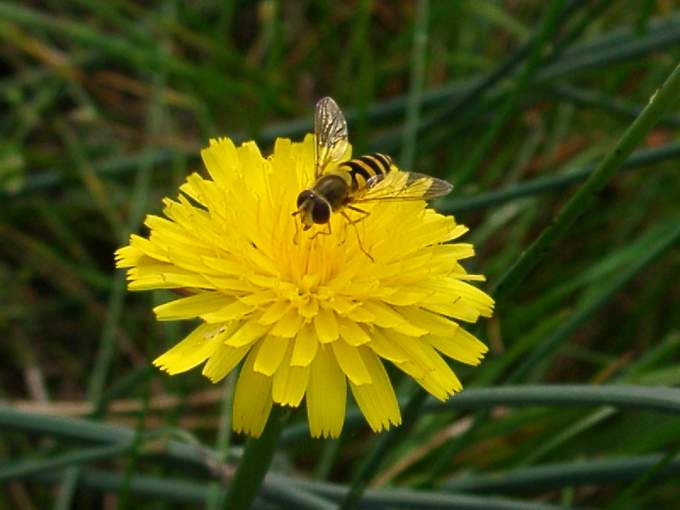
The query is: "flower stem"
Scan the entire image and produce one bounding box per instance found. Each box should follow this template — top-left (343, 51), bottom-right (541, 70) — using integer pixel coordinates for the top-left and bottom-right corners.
top-left (223, 405), bottom-right (288, 510)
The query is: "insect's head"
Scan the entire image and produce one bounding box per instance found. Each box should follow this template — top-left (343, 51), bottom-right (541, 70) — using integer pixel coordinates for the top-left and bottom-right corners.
top-left (294, 190), bottom-right (331, 230)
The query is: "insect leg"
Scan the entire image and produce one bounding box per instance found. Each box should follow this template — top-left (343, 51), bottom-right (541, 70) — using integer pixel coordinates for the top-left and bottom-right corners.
top-left (341, 211), bottom-right (374, 262)
top-left (292, 216), bottom-right (301, 245)
top-left (345, 205), bottom-right (371, 225)
top-left (309, 221), bottom-right (332, 240)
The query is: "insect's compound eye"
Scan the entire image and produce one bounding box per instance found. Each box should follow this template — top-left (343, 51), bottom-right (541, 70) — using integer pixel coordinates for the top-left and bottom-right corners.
top-left (297, 190), bottom-right (314, 209)
top-left (312, 200), bottom-right (331, 224)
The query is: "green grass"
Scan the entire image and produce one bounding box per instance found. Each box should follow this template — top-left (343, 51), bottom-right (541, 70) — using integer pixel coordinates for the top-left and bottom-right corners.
top-left (2, 1), bottom-right (680, 509)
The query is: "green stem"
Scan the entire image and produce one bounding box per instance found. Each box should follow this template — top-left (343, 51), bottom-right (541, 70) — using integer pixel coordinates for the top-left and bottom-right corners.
top-left (338, 387), bottom-right (427, 510)
top-left (493, 59), bottom-right (680, 301)
top-left (223, 406), bottom-right (288, 510)
top-left (207, 376), bottom-right (235, 510)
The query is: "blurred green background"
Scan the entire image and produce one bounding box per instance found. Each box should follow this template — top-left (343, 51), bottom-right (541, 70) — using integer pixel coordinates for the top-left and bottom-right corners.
top-left (1, 1), bottom-right (680, 509)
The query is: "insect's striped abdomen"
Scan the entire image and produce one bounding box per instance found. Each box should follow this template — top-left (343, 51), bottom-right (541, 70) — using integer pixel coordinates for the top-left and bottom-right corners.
top-left (340, 153), bottom-right (393, 192)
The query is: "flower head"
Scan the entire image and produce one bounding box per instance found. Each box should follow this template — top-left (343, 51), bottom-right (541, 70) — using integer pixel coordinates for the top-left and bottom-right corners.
top-left (115, 135), bottom-right (494, 438)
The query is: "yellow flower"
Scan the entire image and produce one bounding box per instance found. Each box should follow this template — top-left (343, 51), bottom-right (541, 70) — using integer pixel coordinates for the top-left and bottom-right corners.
top-left (115, 135), bottom-right (494, 438)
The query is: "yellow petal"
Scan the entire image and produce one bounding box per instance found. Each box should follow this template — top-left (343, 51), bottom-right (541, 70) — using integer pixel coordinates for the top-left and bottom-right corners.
top-left (258, 300), bottom-right (292, 325)
top-left (270, 308), bottom-right (304, 338)
top-left (360, 301), bottom-right (427, 336)
top-left (272, 346), bottom-right (309, 407)
top-left (233, 343), bottom-right (273, 438)
top-left (423, 299), bottom-right (480, 323)
top-left (367, 328), bottom-right (409, 364)
top-left (426, 347), bottom-right (462, 394)
top-left (306, 344), bottom-right (346, 438)
top-left (254, 336), bottom-right (290, 376)
top-left (448, 279), bottom-right (495, 317)
top-left (331, 341), bottom-right (372, 386)
top-left (359, 301), bottom-right (401, 327)
top-left (236, 141), bottom-right (267, 192)
top-left (379, 288), bottom-right (431, 306)
top-left (400, 344), bottom-right (462, 401)
top-left (201, 137), bottom-right (239, 188)
top-left (398, 307), bottom-right (459, 336)
top-left (338, 317), bottom-right (371, 346)
top-left (389, 332), bottom-right (438, 372)
top-left (127, 265), bottom-right (212, 291)
top-left (238, 290), bottom-right (278, 307)
top-left (225, 318), bottom-right (270, 347)
top-left (314, 307), bottom-right (339, 343)
top-left (154, 292), bottom-right (230, 321)
top-left (128, 234), bottom-right (169, 263)
top-left (346, 305), bottom-right (375, 323)
top-left (298, 297), bottom-right (319, 318)
top-left (115, 244), bottom-right (143, 268)
top-left (153, 323), bottom-right (229, 374)
top-left (329, 295), bottom-right (358, 315)
top-left (445, 224), bottom-right (469, 241)
top-left (291, 323), bottom-right (318, 367)
top-left (428, 327), bottom-right (488, 366)
top-left (350, 348), bottom-right (401, 432)
top-left (202, 343), bottom-right (251, 382)
top-left (202, 299), bottom-right (255, 323)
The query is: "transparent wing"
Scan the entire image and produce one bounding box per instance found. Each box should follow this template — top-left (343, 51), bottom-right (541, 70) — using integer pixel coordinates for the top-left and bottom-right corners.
top-left (353, 171), bottom-right (453, 202)
top-left (314, 97), bottom-right (349, 178)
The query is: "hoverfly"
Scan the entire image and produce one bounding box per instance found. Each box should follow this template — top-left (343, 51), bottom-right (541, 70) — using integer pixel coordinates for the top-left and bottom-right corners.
top-left (293, 96), bottom-right (453, 260)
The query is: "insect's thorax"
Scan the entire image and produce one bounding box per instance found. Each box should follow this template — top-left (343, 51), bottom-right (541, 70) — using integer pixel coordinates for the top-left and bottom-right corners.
top-left (311, 174), bottom-right (351, 210)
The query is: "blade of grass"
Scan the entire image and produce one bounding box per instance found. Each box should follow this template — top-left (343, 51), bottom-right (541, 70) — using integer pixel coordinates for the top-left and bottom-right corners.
top-left (400, 0), bottom-right (429, 169)
top-left (8, 11), bottom-right (680, 200)
top-left (25, 467), bottom-right (570, 510)
top-left (493, 59), bottom-right (680, 301)
top-left (606, 444), bottom-right (680, 510)
top-left (0, 443), bottom-right (132, 482)
top-left (444, 452), bottom-right (680, 494)
top-left (55, 120), bottom-right (126, 244)
top-left (54, 34), bottom-right (168, 508)
top-left (281, 384), bottom-right (680, 443)
top-left (116, 356), bottom-right (152, 508)
top-left (442, 141), bottom-right (680, 213)
top-left (553, 83), bottom-right (680, 127)
top-left (537, 12), bottom-right (680, 83)
top-left (4, 383), bottom-right (680, 496)
top-left (505, 218), bottom-right (680, 382)
top-left (509, 333), bottom-right (680, 469)
top-left (415, 0), bottom-right (591, 146)
top-left (453, 0), bottom-right (567, 186)
top-left (0, 2), bottom-right (248, 96)
top-left (260, 480), bottom-right (337, 510)
top-left (337, 5), bottom-right (567, 506)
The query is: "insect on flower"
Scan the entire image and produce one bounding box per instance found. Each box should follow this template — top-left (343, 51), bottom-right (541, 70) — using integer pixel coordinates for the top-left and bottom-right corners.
top-left (115, 96), bottom-right (495, 439)
top-left (293, 97), bottom-right (454, 260)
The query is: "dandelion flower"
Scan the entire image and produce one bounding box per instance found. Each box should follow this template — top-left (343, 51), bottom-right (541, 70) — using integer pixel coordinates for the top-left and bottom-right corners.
top-left (115, 134), bottom-right (494, 438)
